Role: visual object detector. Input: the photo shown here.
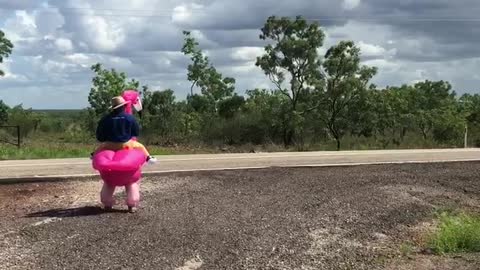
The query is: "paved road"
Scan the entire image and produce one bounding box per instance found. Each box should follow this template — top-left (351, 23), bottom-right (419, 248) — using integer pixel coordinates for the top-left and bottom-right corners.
top-left (1, 148), bottom-right (480, 180)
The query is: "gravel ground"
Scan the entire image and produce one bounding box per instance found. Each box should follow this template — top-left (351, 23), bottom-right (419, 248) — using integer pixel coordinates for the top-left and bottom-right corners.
top-left (1, 162), bottom-right (479, 270)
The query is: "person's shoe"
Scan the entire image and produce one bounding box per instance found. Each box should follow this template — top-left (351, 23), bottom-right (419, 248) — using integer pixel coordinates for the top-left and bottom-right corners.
top-left (128, 206), bottom-right (136, 213)
top-left (147, 156), bottom-right (157, 164)
top-left (104, 206), bottom-right (113, 212)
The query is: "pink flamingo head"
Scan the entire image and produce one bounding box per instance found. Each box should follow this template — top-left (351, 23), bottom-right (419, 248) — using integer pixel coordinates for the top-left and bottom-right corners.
top-left (121, 89), bottom-right (142, 115)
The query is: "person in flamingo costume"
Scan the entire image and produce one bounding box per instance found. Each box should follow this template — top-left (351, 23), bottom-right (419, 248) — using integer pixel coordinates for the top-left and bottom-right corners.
top-left (91, 89), bottom-right (156, 213)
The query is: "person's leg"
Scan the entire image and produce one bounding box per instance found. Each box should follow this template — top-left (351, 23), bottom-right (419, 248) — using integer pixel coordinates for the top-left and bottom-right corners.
top-left (125, 182), bottom-right (140, 213)
top-left (100, 182), bottom-right (116, 210)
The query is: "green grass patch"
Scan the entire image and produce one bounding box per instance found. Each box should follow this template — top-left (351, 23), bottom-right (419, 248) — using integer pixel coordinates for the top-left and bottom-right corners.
top-left (0, 143), bottom-right (177, 160)
top-left (0, 143), bottom-right (93, 160)
top-left (427, 211), bottom-right (480, 254)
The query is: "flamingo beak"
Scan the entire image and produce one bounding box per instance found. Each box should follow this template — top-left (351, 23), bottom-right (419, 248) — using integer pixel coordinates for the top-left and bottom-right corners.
top-left (133, 98), bottom-right (143, 112)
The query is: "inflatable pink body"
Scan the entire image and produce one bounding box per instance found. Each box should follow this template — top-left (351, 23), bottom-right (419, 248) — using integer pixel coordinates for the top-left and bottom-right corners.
top-left (91, 90), bottom-right (147, 210)
top-left (92, 148), bottom-right (145, 186)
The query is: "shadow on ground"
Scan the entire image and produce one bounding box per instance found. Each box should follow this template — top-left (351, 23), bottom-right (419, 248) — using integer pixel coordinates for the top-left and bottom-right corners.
top-left (25, 206), bottom-right (127, 218)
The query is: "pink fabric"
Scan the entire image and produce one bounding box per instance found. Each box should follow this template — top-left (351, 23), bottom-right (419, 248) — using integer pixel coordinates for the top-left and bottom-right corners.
top-left (93, 149), bottom-right (146, 172)
top-left (125, 182), bottom-right (140, 207)
top-left (100, 183), bottom-right (116, 207)
top-left (100, 182), bottom-right (140, 207)
top-left (122, 90), bottom-right (140, 115)
top-left (93, 148), bottom-right (145, 187)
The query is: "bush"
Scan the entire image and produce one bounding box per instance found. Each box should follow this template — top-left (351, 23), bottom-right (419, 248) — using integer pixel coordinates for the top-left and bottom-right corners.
top-left (428, 211), bottom-right (480, 254)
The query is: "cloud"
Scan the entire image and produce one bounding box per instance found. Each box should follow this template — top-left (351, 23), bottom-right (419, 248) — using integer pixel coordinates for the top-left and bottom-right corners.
top-left (0, 0), bottom-right (44, 9)
top-left (343, 0), bottom-right (361, 10)
top-left (1, 0), bottom-right (480, 109)
top-left (171, 0), bottom-right (349, 30)
top-left (231, 47), bottom-right (265, 62)
top-left (54, 37), bottom-right (73, 52)
top-left (357, 41), bottom-right (387, 58)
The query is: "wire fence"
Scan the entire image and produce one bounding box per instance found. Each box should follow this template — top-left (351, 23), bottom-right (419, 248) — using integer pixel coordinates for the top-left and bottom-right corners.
top-left (0, 125), bottom-right (21, 148)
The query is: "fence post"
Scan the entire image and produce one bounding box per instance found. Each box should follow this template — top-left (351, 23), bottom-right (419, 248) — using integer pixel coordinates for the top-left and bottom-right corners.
top-left (17, 125), bottom-right (20, 148)
top-left (464, 123), bottom-right (468, 149)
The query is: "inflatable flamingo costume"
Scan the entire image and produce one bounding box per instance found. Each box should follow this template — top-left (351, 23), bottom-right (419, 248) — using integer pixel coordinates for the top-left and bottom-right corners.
top-left (91, 89), bottom-right (148, 212)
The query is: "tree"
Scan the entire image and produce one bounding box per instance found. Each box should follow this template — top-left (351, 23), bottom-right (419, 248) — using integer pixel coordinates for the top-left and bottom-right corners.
top-left (255, 15), bottom-right (325, 146)
top-left (7, 104), bottom-right (40, 139)
top-left (87, 63), bottom-right (140, 116)
top-left (368, 86), bottom-right (415, 147)
top-left (0, 100), bottom-right (9, 125)
top-left (459, 93), bottom-right (480, 125)
top-left (316, 41), bottom-right (377, 150)
top-left (243, 89), bottom-right (288, 145)
top-left (459, 93), bottom-right (480, 146)
top-left (144, 89), bottom-right (176, 117)
top-left (181, 31), bottom-right (235, 104)
top-left (141, 89), bottom-right (181, 142)
top-left (0, 30), bottom-right (14, 76)
top-left (410, 80), bottom-right (458, 140)
top-left (218, 94), bottom-right (245, 119)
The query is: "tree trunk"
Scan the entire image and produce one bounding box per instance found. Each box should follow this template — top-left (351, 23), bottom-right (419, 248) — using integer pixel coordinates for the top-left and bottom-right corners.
top-left (336, 137), bottom-right (341, 151)
top-left (283, 128), bottom-right (294, 147)
top-left (422, 129), bottom-right (428, 140)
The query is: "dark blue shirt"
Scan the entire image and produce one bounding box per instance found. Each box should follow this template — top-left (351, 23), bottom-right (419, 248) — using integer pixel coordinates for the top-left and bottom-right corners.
top-left (96, 111), bottom-right (140, 143)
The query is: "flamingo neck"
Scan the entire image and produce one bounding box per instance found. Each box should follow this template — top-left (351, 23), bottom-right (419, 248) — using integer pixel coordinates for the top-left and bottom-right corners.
top-left (125, 103), bottom-right (133, 114)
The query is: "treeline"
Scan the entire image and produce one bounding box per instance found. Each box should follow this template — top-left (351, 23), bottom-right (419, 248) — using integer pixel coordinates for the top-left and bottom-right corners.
top-left (2, 16), bottom-right (480, 151)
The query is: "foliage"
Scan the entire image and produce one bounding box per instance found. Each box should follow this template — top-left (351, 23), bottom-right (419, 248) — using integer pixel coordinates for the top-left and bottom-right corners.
top-left (88, 63), bottom-right (140, 117)
top-left (0, 30), bottom-right (14, 76)
top-left (315, 40), bottom-right (377, 150)
top-left (142, 88), bottom-right (185, 144)
top-left (181, 31), bottom-right (235, 105)
top-left (7, 104), bottom-right (40, 139)
top-left (428, 211), bottom-right (480, 254)
top-left (0, 100), bottom-right (9, 125)
top-left (256, 15), bottom-right (325, 146)
top-left (3, 15), bottom-right (479, 158)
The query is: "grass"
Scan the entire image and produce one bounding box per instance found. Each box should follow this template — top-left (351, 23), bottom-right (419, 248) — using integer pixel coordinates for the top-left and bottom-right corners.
top-left (399, 242), bottom-right (415, 257)
top-left (0, 129), bottom-right (470, 160)
top-left (0, 143), bottom-right (92, 160)
top-left (427, 211), bottom-right (480, 254)
top-left (0, 142), bottom-right (178, 160)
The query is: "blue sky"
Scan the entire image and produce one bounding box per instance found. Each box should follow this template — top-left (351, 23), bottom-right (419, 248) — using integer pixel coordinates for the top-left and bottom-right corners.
top-left (1, 0), bottom-right (480, 109)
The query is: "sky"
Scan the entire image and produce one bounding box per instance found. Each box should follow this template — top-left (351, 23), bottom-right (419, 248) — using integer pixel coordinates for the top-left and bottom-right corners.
top-left (1, 0), bottom-right (480, 109)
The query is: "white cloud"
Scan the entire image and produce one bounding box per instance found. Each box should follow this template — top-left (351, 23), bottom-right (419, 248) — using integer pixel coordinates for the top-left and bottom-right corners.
top-left (3, 10), bottom-right (38, 43)
top-left (34, 7), bottom-right (65, 35)
top-left (342, 0), bottom-right (360, 10)
top-left (80, 16), bottom-right (126, 52)
top-left (55, 38), bottom-right (73, 52)
top-left (357, 41), bottom-right (385, 58)
top-left (64, 53), bottom-right (90, 64)
top-left (231, 47), bottom-right (264, 61)
top-left (172, 3), bottom-right (204, 24)
top-left (0, 59), bottom-right (29, 82)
